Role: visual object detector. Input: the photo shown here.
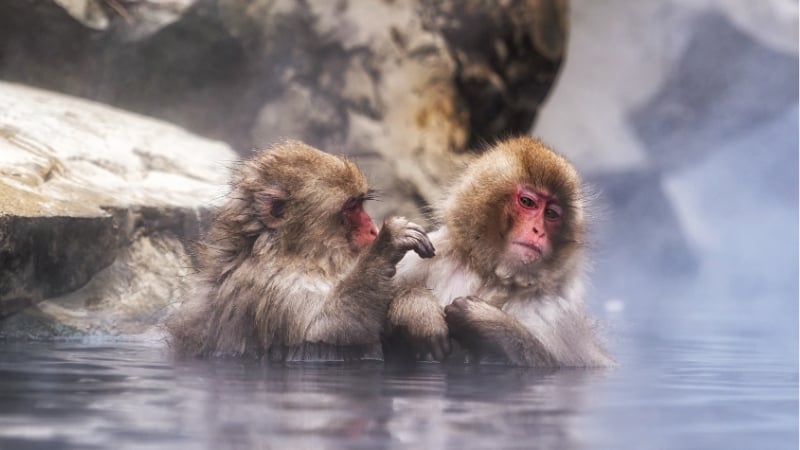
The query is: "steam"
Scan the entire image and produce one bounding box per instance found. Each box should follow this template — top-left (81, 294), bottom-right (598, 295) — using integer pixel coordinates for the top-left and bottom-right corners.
top-left (534, 1), bottom-right (798, 358)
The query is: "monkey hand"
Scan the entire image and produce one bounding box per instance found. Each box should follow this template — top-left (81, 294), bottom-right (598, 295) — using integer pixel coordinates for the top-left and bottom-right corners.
top-left (444, 296), bottom-right (508, 350)
top-left (375, 217), bottom-right (435, 264)
top-left (408, 315), bottom-right (451, 362)
top-left (445, 296), bottom-right (556, 366)
top-left (388, 293), bottom-right (451, 361)
top-left (408, 330), bottom-right (452, 362)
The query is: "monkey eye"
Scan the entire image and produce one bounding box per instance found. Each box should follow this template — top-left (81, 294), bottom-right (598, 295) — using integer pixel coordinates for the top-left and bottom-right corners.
top-left (519, 196), bottom-right (536, 209)
top-left (342, 197), bottom-right (362, 212)
top-left (544, 205), bottom-right (563, 220)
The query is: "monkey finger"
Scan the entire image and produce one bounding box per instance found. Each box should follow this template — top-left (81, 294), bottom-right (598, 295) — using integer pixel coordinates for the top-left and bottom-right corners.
top-left (425, 338), bottom-right (443, 361)
top-left (437, 335), bottom-right (452, 357)
top-left (403, 228), bottom-right (435, 257)
top-left (447, 296), bottom-right (480, 313)
top-left (444, 300), bottom-right (465, 316)
top-left (404, 221), bottom-right (427, 234)
top-left (410, 338), bottom-right (429, 360)
top-left (430, 335), bottom-right (452, 361)
top-left (404, 227), bottom-right (429, 244)
top-left (413, 239), bottom-right (436, 259)
top-left (422, 237), bottom-right (436, 257)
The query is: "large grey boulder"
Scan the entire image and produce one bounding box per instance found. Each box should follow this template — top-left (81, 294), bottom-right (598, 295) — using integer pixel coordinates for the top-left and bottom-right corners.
top-left (0, 82), bottom-right (235, 337)
top-left (0, 0), bottom-right (569, 337)
top-left (0, 0), bottom-right (567, 223)
top-left (534, 0), bottom-right (797, 305)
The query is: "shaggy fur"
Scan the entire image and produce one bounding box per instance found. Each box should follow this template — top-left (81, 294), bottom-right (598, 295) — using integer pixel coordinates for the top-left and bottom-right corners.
top-left (389, 137), bottom-right (613, 367)
top-left (167, 141), bottom-right (432, 360)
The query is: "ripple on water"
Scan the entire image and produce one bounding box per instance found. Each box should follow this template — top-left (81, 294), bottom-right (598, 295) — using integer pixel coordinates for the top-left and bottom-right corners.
top-left (0, 328), bottom-right (796, 450)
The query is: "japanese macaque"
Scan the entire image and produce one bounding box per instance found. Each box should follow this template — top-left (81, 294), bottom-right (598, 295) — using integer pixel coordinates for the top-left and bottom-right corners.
top-left (167, 141), bottom-right (434, 360)
top-left (387, 136), bottom-right (613, 367)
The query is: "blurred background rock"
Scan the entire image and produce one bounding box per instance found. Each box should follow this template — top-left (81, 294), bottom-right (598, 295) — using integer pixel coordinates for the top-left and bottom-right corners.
top-left (534, 0), bottom-right (797, 330)
top-left (0, 0), bottom-right (796, 338)
top-left (0, 0), bottom-right (569, 222)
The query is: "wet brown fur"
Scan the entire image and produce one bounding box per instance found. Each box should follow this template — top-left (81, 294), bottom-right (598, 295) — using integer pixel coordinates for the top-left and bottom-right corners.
top-left (167, 140), bottom-right (433, 360)
top-left (389, 136), bottom-right (612, 367)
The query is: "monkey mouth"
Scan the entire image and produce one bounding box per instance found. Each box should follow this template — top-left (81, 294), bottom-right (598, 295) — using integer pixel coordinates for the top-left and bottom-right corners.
top-left (512, 241), bottom-right (543, 257)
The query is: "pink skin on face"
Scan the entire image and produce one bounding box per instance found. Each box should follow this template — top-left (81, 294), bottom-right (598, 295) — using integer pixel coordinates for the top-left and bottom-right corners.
top-left (343, 200), bottom-right (379, 252)
top-left (509, 185), bottom-right (563, 263)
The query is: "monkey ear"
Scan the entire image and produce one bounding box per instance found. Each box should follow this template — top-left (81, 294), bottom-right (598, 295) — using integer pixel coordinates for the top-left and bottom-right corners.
top-left (254, 186), bottom-right (288, 229)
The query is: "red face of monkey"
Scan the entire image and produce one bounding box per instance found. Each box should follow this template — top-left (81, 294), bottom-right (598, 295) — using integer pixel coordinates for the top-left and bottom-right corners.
top-left (506, 185), bottom-right (564, 265)
top-left (342, 196), bottom-right (379, 252)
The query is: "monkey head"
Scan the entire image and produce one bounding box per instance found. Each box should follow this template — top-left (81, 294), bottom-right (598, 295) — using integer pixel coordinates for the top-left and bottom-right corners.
top-left (443, 137), bottom-right (586, 289)
top-left (230, 141), bottom-right (379, 259)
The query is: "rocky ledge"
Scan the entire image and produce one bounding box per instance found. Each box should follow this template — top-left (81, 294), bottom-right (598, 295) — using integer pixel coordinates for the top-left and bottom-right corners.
top-left (0, 0), bottom-right (569, 338)
top-left (0, 82), bottom-right (235, 338)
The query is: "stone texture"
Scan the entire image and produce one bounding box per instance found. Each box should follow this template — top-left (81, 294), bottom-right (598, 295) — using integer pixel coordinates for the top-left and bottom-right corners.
top-left (630, 12), bottom-right (797, 170)
top-left (0, 82), bottom-right (234, 337)
top-left (533, 0), bottom-right (797, 306)
top-left (53, 0), bottom-right (194, 38)
top-left (0, 1), bottom-right (568, 337)
top-left (0, 0), bottom-right (567, 223)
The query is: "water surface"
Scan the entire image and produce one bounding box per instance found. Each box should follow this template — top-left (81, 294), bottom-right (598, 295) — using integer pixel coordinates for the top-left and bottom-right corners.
top-left (1, 302), bottom-right (795, 450)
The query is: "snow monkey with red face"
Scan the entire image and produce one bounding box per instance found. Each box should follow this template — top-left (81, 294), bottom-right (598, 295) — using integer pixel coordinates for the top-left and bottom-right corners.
top-left (168, 140), bottom-right (434, 361)
top-left (386, 136), bottom-right (613, 367)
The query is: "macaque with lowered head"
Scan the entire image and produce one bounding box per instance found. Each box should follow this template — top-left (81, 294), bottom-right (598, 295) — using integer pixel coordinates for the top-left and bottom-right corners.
top-left (168, 141), bottom-right (434, 360)
top-left (385, 136), bottom-right (613, 367)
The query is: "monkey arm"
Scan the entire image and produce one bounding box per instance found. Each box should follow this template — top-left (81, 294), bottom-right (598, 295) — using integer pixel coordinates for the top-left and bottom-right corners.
top-left (308, 255), bottom-right (399, 344)
top-left (305, 217), bottom-right (435, 346)
top-left (385, 286), bottom-right (451, 361)
top-left (444, 296), bottom-right (557, 366)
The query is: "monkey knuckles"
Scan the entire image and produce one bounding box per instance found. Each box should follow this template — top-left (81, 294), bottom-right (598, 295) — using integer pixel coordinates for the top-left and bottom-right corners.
top-left (411, 334), bottom-right (451, 361)
top-left (445, 296), bottom-right (491, 317)
top-left (444, 297), bottom-right (503, 337)
top-left (399, 317), bottom-right (450, 361)
top-left (381, 217), bottom-right (434, 260)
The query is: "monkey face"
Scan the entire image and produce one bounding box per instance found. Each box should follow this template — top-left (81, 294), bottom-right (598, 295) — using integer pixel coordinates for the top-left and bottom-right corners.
top-left (342, 195), bottom-right (379, 252)
top-left (506, 185), bottom-right (563, 265)
top-left (443, 137), bottom-right (584, 285)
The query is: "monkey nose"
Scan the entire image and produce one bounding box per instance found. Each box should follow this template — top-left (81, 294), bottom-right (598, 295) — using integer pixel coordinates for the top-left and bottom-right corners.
top-left (532, 217), bottom-right (546, 236)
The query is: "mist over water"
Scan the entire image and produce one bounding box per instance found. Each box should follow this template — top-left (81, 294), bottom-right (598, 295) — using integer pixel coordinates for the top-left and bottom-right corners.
top-left (534, 1), bottom-right (798, 448)
top-left (0, 1), bottom-right (797, 449)
top-left (536, 1), bottom-right (798, 343)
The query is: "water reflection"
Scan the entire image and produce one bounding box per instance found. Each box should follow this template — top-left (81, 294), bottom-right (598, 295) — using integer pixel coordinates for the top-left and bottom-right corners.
top-left (173, 358), bottom-right (603, 449)
top-left (0, 342), bottom-right (610, 449)
top-left (0, 319), bottom-right (796, 450)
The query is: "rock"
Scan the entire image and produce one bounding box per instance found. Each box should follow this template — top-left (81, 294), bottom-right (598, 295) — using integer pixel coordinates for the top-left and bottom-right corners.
top-left (533, 0), bottom-right (798, 305)
top-left (230, 0), bottom-right (568, 221)
top-left (0, 1), bottom-right (568, 337)
top-left (630, 12), bottom-right (798, 171)
top-left (53, 0), bottom-right (109, 30)
top-left (0, 82), bottom-right (234, 337)
top-left (53, 0), bottom-right (195, 38)
top-left (0, 0), bottom-right (567, 223)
